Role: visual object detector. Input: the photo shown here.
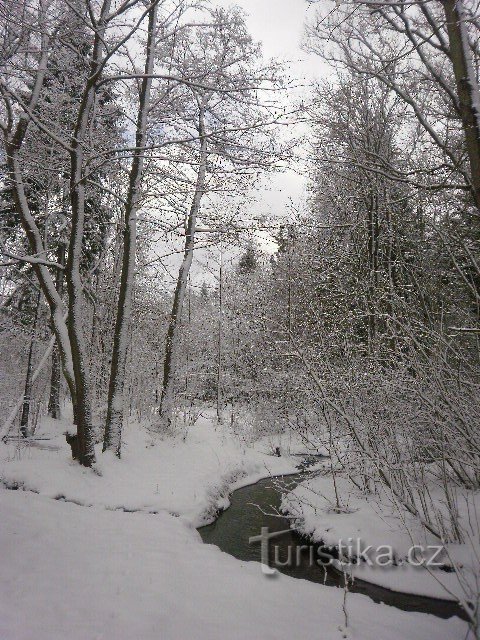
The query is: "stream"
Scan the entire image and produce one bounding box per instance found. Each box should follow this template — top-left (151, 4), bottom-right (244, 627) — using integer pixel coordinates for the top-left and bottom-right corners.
top-left (198, 468), bottom-right (466, 621)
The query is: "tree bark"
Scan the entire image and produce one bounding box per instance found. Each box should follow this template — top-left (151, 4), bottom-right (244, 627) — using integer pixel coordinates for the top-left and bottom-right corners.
top-left (366, 186), bottom-right (380, 351)
top-left (19, 289), bottom-right (42, 436)
top-left (158, 103), bottom-right (208, 430)
top-left (104, 3), bottom-right (158, 456)
top-left (48, 243), bottom-right (66, 419)
top-left (66, 0), bottom-right (112, 466)
top-left (442, 0), bottom-right (480, 209)
top-left (216, 250), bottom-right (223, 423)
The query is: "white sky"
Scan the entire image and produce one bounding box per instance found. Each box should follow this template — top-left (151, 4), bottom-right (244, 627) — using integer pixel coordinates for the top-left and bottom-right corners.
top-left (214, 0), bottom-right (318, 80)
top-left (212, 0), bottom-right (322, 223)
top-left (155, 0), bottom-right (325, 282)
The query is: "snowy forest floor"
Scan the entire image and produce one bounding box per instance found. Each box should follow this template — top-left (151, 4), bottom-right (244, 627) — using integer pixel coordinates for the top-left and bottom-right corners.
top-left (0, 411), bottom-right (471, 639)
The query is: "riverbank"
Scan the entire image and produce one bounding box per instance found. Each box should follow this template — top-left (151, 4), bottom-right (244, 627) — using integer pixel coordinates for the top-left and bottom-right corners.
top-left (0, 410), bottom-right (300, 526)
top-left (281, 472), bottom-right (480, 608)
top-left (0, 413), bottom-right (470, 639)
top-left (198, 472), bottom-right (466, 621)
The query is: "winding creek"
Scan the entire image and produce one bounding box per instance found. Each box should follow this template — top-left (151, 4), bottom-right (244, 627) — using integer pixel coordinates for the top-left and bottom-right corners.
top-left (198, 468), bottom-right (466, 621)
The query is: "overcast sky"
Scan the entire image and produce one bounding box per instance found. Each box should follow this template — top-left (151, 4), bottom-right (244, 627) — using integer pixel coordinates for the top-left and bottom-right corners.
top-left (211, 0), bottom-right (322, 224)
top-left (159, 1), bottom-right (323, 281)
top-left (214, 0), bottom-right (316, 75)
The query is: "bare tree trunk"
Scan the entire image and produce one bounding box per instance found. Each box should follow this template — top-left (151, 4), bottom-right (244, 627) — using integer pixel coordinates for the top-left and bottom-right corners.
top-left (66, 174), bottom-right (96, 465)
top-left (288, 234), bottom-right (293, 341)
top-left (442, 0), bottom-right (480, 209)
top-left (1, 332), bottom-right (57, 441)
top-left (158, 104), bottom-right (208, 430)
top-left (385, 197), bottom-right (398, 354)
top-left (48, 243), bottom-right (66, 419)
top-left (366, 186), bottom-right (379, 351)
top-left (216, 250), bottom-right (223, 423)
top-left (66, 0), bottom-right (112, 466)
top-left (19, 289), bottom-right (42, 436)
top-left (104, 3), bottom-right (158, 456)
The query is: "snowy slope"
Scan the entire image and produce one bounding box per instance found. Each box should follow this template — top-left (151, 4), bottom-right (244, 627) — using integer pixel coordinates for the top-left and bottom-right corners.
top-left (0, 412), bottom-right (298, 526)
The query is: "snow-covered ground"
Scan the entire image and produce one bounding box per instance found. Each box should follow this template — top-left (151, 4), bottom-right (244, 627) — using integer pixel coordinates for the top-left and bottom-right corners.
top-left (0, 411), bottom-right (298, 526)
top-left (0, 413), bottom-right (471, 639)
top-left (281, 472), bottom-right (480, 606)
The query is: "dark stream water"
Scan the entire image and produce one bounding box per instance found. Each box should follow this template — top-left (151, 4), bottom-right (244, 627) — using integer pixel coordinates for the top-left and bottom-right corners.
top-left (198, 469), bottom-right (466, 621)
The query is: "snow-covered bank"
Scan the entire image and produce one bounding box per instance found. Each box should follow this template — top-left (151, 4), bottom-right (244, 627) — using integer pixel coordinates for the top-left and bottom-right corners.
top-left (0, 413), bottom-right (471, 639)
top-left (0, 486), bottom-right (468, 640)
top-left (0, 412), bottom-right (299, 526)
top-left (281, 472), bottom-right (480, 605)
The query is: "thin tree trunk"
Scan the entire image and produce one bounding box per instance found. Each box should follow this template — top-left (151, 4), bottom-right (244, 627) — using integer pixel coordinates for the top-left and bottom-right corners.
top-left (2, 329), bottom-right (58, 441)
top-left (65, 0), bottom-right (112, 467)
top-left (103, 3), bottom-right (158, 456)
top-left (48, 243), bottom-right (66, 419)
top-left (67, 145), bottom-right (97, 466)
top-left (216, 250), bottom-right (223, 423)
top-left (366, 187), bottom-right (379, 351)
top-left (385, 198), bottom-right (398, 355)
top-left (158, 103), bottom-right (208, 430)
top-left (442, 0), bottom-right (480, 209)
top-left (20, 289), bottom-right (42, 436)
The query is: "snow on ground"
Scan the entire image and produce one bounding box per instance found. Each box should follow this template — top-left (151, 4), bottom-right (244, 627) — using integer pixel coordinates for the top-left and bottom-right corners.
top-left (0, 484), bottom-right (468, 640)
top-left (0, 412), bottom-right (471, 639)
top-left (0, 410), bottom-right (299, 526)
top-left (281, 472), bottom-right (480, 605)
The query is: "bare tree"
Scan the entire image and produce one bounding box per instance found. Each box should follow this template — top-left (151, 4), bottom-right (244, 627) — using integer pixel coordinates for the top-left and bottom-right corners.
top-left (1, 0), bottom-right (78, 434)
top-left (155, 7), bottom-right (285, 429)
top-left (305, 0), bottom-right (480, 204)
top-left (441, 0), bottom-right (480, 208)
top-left (48, 242), bottom-right (66, 419)
top-left (103, 2), bottom-right (160, 457)
top-left (0, 0), bottom-right (172, 463)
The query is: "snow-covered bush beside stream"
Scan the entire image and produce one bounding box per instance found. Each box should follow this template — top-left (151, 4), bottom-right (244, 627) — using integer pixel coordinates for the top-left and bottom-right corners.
top-left (281, 471), bottom-right (480, 606)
